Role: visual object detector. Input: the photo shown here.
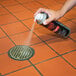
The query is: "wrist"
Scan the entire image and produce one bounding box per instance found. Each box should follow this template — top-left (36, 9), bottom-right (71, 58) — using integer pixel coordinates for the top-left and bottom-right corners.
top-left (58, 9), bottom-right (66, 17)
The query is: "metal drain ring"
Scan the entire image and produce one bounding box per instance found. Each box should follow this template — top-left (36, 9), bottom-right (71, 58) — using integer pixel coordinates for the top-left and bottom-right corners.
top-left (8, 45), bottom-right (35, 61)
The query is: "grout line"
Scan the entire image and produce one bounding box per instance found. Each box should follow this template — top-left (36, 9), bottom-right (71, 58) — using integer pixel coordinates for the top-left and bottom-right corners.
top-left (2, 50), bottom-right (76, 75)
top-left (33, 30), bottom-right (76, 69)
top-left (30, 38), bottom-right (57, 46)
top-left (0, 3), bottom-right (32, 36)
top-left (68, 36), bottom-right (76, 42)
top-left (44, 41), bottom-right (76, 69)
top-left (0, 50), bottom-right (76, 75)
top-left (32, 30), bottom-right (76, 69)
top-left (64, 18), bottom-right (76, 21)
top-left (33, 32), bottom-right (60, 55)
top-left (1, 17), bottom-right (33, 26)
top-left (0, 1), bottom-right (76, 75)
top-left (22, 17), bottom-right (33, 21)
top-left (0, 1), bottom-right (33, 7)
top-left (0, 48), bottom-right (75, 56)
top-left (3, 64), bottom-right (32, 76)
top-left (1, 4), bottom-right (20, 7)
top-left (34, 0), bottom-right (76, 69)
top-left (15, 0), bottom-right (34, 13)
top-left (54, 0), bottom-right (66, 4)
top-left (0, 52), bottom-right (8, 55)
top-left (0, 3), bottom-right (44, 76)
top-left (7, 30), bottom-right (29, 36)
top-left (60, 56), bottom-right (76, 69)
top-left (25, 21), bottom-right (76, 69)
top-left (0, 0), bottom-right (36, 7)
top-left (0, 26), bottom-right (43, 40)
top-left (61, 50), bottom-right (76, 55)
top-left (20, 0), bottom-right (35, 4)
top-left (63, 17), bottom-right (76, 24)
top-left (35, 0), bottom-right (49, 9)
top-left (0, 27), bottom-right (16, 46)
top-left (0, 20), bottom-right (19, 26)
top-left (28, 60), bottom-right (43, 76)
top-left (35, 50), bottom-right (76, 65)
top-left (3, 60), bottom-right (42, 76)
top-left (35, 56), bottom-right (59, 65)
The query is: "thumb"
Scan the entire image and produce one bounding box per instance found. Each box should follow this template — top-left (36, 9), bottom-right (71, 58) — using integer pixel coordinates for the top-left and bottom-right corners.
top-left (43, 17), bottom-right (54, 25)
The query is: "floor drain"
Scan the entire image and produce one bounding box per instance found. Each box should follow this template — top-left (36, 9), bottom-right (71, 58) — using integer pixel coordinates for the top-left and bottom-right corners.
top-left (8, 45), bottom-right (35, 61)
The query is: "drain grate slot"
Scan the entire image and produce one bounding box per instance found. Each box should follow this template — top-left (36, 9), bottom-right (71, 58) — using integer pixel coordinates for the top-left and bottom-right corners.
top-left (8, 45), bottom-right (35, 61)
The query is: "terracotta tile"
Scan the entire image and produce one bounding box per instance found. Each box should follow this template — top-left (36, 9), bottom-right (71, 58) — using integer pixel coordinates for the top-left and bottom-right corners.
top-left (63, 21), bottom-right (76, 33)
top-left (64, 8), bottom-right (76, 19)
top-left (36, 0), bottom-right (63, 11)
top-left (70, 33), bottom-right (76, 41)
top-left (34, 27), bottom-right (57, 41)
top-left (48, 3), bottom-right (62, 10)
top-left (22, 19), bottom-right (43, 29)
top-left (0, 37), bottom-right (14, 54)
top-left (6, 66), bottom-right (40, 76)
top-left (63, 51), bottom-right (76, 68)
top-left (0, 7), bottom-right (9, 15)
top-left (1, 22), bottom-right (28, 35)
top-left (46, 38), bottom-right (76, 54)
top-left (71, 19), bottom-right (76, 24)
top-left (0, 29), bottom-right (6, 38)
top-left (73, 6), bottom-right (76, 9)
top-left (38, 0), bottom-right (54, 6)
top-left (13, 10), bottom-right (33, 20)
top-left (10, 31), bottom-right (42, 45)
top-left (17, 0), bottom-right (34, 4)
top-left (0, 14), bottom-right (18, 25)
top-left (0, 54), bottom-right (30, 74)
top-left (6, 4), bottom-right (26, 13)
top-left (38, 0), bottom-right (59, 8)
top-left (30, 42), bottom-right (57, 64)
top-left (55, 0), bottom-right (66, 4)
top-left (23, 1), bottom-right (46, 13)
top-left (36, 57), bottom-right (76, 76)
top-left (58, 17), bottom-right (69, 22)
top-left (0, 0), bottom-right (19, 6)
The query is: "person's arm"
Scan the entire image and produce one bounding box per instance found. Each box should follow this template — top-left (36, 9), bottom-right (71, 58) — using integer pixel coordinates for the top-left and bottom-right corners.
top-left (60, 0), bottom-right (76, 16)
top-left (34, 0), bottom-right (76, 25)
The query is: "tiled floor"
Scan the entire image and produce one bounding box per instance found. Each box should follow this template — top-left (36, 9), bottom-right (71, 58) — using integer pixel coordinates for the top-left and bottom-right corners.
top-left (0, 0), bottom-right (76, 76)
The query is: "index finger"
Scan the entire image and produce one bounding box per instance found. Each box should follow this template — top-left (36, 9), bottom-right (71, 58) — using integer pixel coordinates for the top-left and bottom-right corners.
top-left (34, 8), bottom-right (45, 16)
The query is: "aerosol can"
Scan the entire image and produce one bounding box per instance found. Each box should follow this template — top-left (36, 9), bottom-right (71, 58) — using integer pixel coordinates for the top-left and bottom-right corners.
top-left (34, 12), bottom-right (71, 38)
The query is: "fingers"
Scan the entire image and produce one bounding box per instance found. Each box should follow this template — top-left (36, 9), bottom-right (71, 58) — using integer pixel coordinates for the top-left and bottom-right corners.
top-left (34, 8), bottom-right (56, 25)
top-left (34, 8), bottom-right (42, 16)
top-left (34, 8), bottom-right (46, 22)
top-left (34, 8), bottom-right (47, 16)
top-left (43, 17), bottom-right (54, 25)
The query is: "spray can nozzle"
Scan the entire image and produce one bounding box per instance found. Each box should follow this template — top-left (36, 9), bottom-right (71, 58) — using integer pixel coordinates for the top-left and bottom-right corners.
top-left (34, 12), bottom-right (48, 24)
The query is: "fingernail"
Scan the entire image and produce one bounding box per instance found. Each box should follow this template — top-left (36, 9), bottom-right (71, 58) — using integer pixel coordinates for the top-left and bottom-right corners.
top-left (43, 21), bottom-right (47, 25)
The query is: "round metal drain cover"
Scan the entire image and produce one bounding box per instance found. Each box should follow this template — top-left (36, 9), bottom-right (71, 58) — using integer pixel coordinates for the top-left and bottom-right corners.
top-left (8, 45), bottom-right (35, 61)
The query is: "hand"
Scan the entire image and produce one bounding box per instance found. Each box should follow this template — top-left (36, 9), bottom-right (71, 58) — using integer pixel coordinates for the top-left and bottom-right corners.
top-left (34, 8), bottom-right (64, 25)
